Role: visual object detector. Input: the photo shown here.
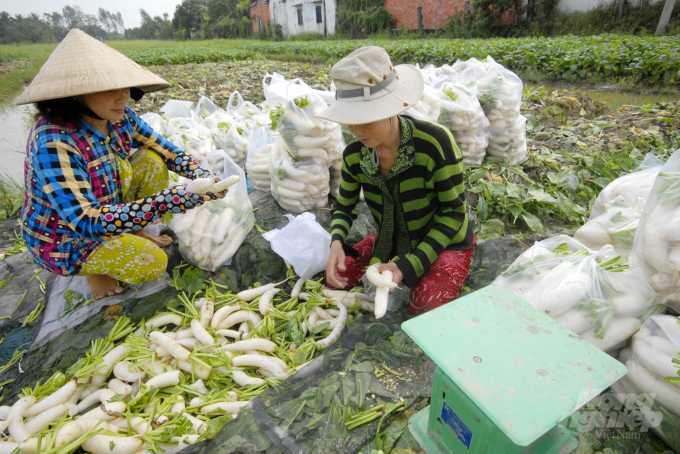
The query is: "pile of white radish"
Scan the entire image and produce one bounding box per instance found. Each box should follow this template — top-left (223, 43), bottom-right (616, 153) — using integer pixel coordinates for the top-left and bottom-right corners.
top-left (437, 83), bottom-right (490, 166)
top-left (269, 139), bottom-right (330, 213)
top-left (171, 152), bottom-right (254, 271)
top-left (574, 204), bottom-right (641, 259)
top-left (245, 126), bottom-right (277, 192)
top-left (203, 111), bottom-right (251, 170)
top-left (165, 118), bottom-right (215, 163)
top-left (0, 274), bottom-right (385, 454)
top-left (493, 235), bottom-right (662, 352)
top-left (610, 315), bottom-right (680, 449)
top-left (630, 149), bottom-right (680, 312)
top-left (405, 85), bottom-right (442, 123)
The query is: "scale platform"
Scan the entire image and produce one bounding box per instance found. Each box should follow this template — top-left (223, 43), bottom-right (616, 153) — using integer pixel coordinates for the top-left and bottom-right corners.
top-left (402, 284), bottom-right (628, 454)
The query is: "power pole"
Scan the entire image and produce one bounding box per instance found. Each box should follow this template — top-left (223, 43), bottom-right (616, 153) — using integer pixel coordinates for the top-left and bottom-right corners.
top-left (656, 0), bottom-right (676, 34)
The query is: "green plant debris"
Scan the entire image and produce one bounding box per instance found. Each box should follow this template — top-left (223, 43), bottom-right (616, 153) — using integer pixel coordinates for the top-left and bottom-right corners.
top-left (59, 289), bottom-right (85, 316)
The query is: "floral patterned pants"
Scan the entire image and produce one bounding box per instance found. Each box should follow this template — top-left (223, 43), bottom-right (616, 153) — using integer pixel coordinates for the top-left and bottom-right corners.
top-left (79, 150), bottom-right (169, 284)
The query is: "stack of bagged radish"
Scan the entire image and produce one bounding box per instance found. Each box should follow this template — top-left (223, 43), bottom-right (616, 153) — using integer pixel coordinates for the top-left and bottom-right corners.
top-left (405, 85), bottom-right (442, 123)
top-left (0, 277), bottom-right (381, 454)
top-left (611, 315), bottom-right (680, 450)
top-left (493, 235), bottom-right (663, 352)
top-left (631, 148), bottom-right (680, 313)
top-left (171, 152), bottom-right (254, 272)
top-left (436, 83), bottom-right (490, 166)
top-left (245, 126), bottom-right (278, 192)
top-left (574, 154), bottom-right (664, 259)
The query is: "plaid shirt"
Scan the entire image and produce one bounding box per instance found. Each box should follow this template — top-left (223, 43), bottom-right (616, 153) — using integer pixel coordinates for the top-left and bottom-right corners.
top-left (22, 106), bottom-right (205, 276)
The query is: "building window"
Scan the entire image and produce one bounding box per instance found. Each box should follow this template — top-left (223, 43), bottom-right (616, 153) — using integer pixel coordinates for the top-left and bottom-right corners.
top-left (296, 7), bottom-right (303, 25)
top-left (316, 5), bottom-right (323, 23)
top-left (257, 17), bottom-right (263, 30)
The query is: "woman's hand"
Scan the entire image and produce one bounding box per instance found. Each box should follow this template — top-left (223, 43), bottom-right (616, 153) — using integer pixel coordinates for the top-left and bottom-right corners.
top-left (325, 240), bottom-right (348, 289)
top-left (376, 262), bottom-right (403, 292)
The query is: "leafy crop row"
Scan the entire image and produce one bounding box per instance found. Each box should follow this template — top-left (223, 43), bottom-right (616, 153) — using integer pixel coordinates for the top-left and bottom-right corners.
top-left (240, 34), bottom-right (680, 85)
top-left (120, 47), bottom-right (263, 66)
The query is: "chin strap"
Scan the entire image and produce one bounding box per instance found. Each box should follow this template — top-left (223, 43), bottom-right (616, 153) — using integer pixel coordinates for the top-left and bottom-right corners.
top-left (69, 98), bottom-right (105, 121)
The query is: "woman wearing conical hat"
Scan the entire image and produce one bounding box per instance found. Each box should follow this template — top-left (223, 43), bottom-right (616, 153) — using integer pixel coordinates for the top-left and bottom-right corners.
top-left (17, 29), bottom-right (223, 300)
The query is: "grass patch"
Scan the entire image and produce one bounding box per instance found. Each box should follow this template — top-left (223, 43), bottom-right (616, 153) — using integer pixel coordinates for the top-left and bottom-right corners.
top-left (0, 44), bottom-right (54, 105)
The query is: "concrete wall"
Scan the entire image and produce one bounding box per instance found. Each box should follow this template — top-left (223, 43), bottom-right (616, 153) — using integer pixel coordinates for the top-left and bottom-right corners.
top-left (250, 1), bottom-right (271, 32)
top-left (557, 0), bottom-right (663, 14)
top-left (269, 0), bottom-right (336, 37)
top-left (383, 0), bottom-right (467, 29)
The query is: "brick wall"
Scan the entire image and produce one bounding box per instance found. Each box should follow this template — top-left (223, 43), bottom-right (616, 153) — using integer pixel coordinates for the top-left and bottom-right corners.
top-left (384, 0), bottom-right (467, 29)
top-left (250, 1), bottom-right (271, 32)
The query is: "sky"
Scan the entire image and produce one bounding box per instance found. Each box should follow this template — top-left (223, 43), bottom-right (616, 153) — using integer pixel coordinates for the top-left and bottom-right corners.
top-left (0, 0), bottom-right (185, 29)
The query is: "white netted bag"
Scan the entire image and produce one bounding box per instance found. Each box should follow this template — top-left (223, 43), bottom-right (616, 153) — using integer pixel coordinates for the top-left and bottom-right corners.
top-left (170, 150), bottom-right (254, 271)
top-left (246, 126), bottom-right (277, 191)
top-left (611, 315), bottom-right (680, 451)
top-left (590, 153), bottom-right (664, 219)
top-left (269, 138), bottom-right (330, 213)
top-left (438, 82), bottom-right (490, 166)
top-left (493, 235), bottom-right (661, 352)
top-left (631, 148), bottom-right (680, 310)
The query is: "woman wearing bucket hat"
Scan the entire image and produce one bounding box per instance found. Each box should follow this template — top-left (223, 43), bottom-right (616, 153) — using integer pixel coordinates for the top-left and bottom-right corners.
top-left (17, 29), bottom-right (222, 300)
top-left (322, 46), bottom-right (476, 315)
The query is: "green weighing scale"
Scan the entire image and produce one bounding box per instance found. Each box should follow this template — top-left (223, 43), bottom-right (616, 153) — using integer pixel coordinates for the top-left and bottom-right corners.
top-left (402, 284), bottom-right (628, 454)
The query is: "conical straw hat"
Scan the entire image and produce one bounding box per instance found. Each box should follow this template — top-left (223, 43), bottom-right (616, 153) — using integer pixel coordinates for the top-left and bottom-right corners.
top-left (16, 29), bottom-right (170, 105)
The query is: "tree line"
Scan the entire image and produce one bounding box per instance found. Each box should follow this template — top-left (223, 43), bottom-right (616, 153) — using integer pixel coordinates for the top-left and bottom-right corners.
top-left (0, 0), bottom-right (252, 43)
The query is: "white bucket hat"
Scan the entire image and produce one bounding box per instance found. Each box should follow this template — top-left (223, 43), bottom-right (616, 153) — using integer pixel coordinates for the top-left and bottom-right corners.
top-left (317, 46), bottom-right (424, 125)
top-left (16, 28), bottom-right (170, 105)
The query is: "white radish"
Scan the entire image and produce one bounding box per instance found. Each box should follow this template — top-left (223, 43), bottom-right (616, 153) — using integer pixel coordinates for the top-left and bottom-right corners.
top-left (170, 398), bottom-right (185, 414)
top-left (650, 272), bottom-right (674, 292)
top-left (291, 279), bottom-right (306, 298)
top-left (554, 308), bottom-right (592, 334)
top-left (0, 406), bottom-right (9, 421)
top-left (221, 339), bottom-right (278, 353)
top-left (199, 298), bottom-right (215, 327)
top-left (221, 369), bottom-right (264, 386)
top-left (536, 272), bottom-right (592, 317)
top-left (77, 389), bottom-right (116, 413)
top-left (366, 265), bottom-right (398, 289)
top-left (0, 442), bottom-right (18, 454)
top-left (148, 332), bottom-right (190, 361)
top-left (210, 305), bottom-right (241, 329)
top-left (8, 396), bottom-right (36, 442)
top-left (236, 283), bottom-right (278, 301)
top-left (80, 402), bottom-right (126, 420)
top-left (186, 178), bottom-right (216, 194)
top-left (220, 311), bottom-right (262, 330)
top-left (145, 370), bottom-right (181, 389)
top-left (23, 404), bottom-right (67, 436)
top-left (317, 302), bottom-right (348, 349)
top-left (231, 355), bottom-right (287, 378)
top-left (212, 175), bottom-right (240, 193)
top-left (633, 337), bottom-right (679, 379)
top-left (187, 379), bottom-right (209, 395)
top-left (191, 319), bottom-right (215, 349)
top-left (610, 293), bottom-right (653, 316)
top-left (83, 435), bottom-right (143, 454)
top-left (23, 379), bottom-right (76, 417)
top-left (113, 361), bottom-right (146, 382)
top-left (258, 288), bottom-right (281, 316)
top-left (580, 317), bottom-right (642, 351)
top-left (54, 420), bottom-right (111, 447)
top-left (626, 359), bottom-right (680, 415)
top-left (174, 360), bottom-right (211, 380)
top-left (183, 413), bottom-right (206, 434)
top-left (143, 314), bottom-right (183, 331)
top-left (177, 338), bottom-right (198, 350)
top-left (91, 345), bottom-right (130, 386)
top-left (189, 397), bottom-right (205, 407)
top-left (200, 401), bottom-right (249, 415)
top-left (216, 329), bottom-right (245, 340)
top-left (374, 269), bottom-right (392, 319)
top-left (108, 379), bottom-right (133, 396)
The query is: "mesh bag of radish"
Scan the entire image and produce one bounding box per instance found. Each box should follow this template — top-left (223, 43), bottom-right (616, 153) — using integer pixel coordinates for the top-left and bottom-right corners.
top-left (171, 150), bottom-right (254, 271)
top-left (203, 313), bottom-right (434, 454)
top-left (574, 154), bottom-right (664, 259)
top-left (630, 148), bottom-right (680, 312)
top-left (493, 235), bottom-right (663, 353)
top-left (610, 315), bottom-right (680, 451)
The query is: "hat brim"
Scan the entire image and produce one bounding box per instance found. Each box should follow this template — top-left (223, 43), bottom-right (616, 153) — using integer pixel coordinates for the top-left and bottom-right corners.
top-left (317, 64), bottom-right (424, 125)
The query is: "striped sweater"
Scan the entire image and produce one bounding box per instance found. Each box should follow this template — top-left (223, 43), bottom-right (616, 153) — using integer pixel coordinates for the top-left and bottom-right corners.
top-left (330, 116), bottom-right (474, 288)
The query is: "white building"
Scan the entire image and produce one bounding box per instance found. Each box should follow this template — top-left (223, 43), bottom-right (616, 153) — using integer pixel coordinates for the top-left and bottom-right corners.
top-left (268, 0), bottom-right (337, 37)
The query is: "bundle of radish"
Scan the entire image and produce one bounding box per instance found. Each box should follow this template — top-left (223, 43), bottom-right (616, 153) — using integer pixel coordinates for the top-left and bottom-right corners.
top-left (589, 154), bottom-right (663, 219)
top-left (365, 264), bottom-right (397, 319)
top-left (269, 138), bottom-right (330, 213)
top-left (203, 111), bottom-right (250, 170)
top-left (475, 58), bottom-right (527, 165)
top-left (171, 151), bottom-right (254, 271)
top-left (610, 315), bottom-right (680, 450)
top-left (574, 203), bottom-right (641, 259)
top-left (437, 82), bottom-right (490, 166)
top-left (405, 85), bottom-right (442, 123)
top-left (493, 235), bottom-right (662, 352)
top-left (631, 149), bottom-right (680, 312)
top-left (245, 126), bottom-right (277, 192)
